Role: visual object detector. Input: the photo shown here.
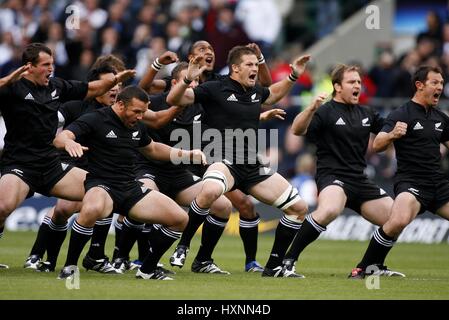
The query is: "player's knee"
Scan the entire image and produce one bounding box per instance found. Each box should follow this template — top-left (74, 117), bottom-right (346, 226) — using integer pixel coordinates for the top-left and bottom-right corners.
top-left (197, 186), bottom-right (224, 208)
top-left (202, 170), bottom-right (229, 197)
top-left (210, 196), bottom-right (232, 218)
top-left (388, 215), bottom-right (411, 235)
top-left (52, 207), bottom-right (72, 223)
top-left (274, 185), bottom-right (307, 218)
top-left (80, 203), bottom-right (105, 221)
top-left (171, 211), bottom-right (189, 231)
top-left (289, 199), bottom-right (308, 218)
top-left (54, 203), bottom-right (78, 220)
top-left (234, 196), bottom-right (255, 218)
top-left (0, 201), bottom-right (16, 222)
top-left (320, 206), bottom-right (342, 221)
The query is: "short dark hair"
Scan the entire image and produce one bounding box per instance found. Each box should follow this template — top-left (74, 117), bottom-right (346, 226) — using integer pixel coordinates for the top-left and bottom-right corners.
top-left (116, 85), bottom-right (149, 106)
top-left (330, 64), bottom-right (360, 97)
top-left (22, 43), bottom-right (52, 65)
top-left (227, 45), bottom-right (257, 74)
top-left (91, 54), bottom-right (126, 72)
top-left (412, 65), bottom-right (443, 92)
top-left (87, 65), bottom-right (117, 82)
top-left (171, 62), bottom-right (189, 80)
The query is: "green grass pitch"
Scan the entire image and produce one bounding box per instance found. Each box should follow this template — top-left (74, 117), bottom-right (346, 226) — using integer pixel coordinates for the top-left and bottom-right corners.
top-left (1, 231), bottom-right (448, 300)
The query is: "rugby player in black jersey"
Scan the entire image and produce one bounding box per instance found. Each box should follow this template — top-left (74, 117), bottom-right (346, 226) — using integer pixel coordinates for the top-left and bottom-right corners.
top-left (137, 48), bottom-right (284, 273)
top-left (167, 45), bottom-right (310, 277)
top-left (0, 43), bottom-right (135, 269)
top-left (55, 86), bottom-right (205, 280)
top-left (23, 54), bottom-right (190, 274)
top-left (113, 62), bottom-right (235, 274)
top-left (145, 41), bottom-right (277, 273)
top-left (350, 65), bottom-right (449, 279)
top-left (23, 64), bottom-right (121, 273)
top-left (282, 64), bottom-right (398, 278)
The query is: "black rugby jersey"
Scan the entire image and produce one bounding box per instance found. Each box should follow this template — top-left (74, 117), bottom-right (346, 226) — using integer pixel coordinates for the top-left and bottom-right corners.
top-left (382, 100), bottom-right (449, 184)
top-left (306, 100), bottom-right (384, 178)
top-left (58, 99), bottom-right (107, 165)
top-left (66, 107), bottom-right (152, 183)
top-left (59, 99), bottom-right (106, 129)
top-left (0, 77), bottom-right (88, 166)
top-left (193, 76), bottom-right (270, 164)
top-left (135, 92), bottom-right (205, 169)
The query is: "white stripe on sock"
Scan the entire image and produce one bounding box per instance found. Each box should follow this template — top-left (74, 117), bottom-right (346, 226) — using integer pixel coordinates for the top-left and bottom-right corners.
top-left (280, 215), bottom-right (302, 230)
top-left (42, 216), bottom-right (51, 225)
top-left (239, 218), bottom-right (260, 228)
top-left (48, 219), bottom-right (68, 231)
top-left (123, 217), bottom-right (144, 229)
top-left (306, 214), bottom-right (326, 233)
top-left (191, 199), bottom-right (210, 216)
top-left (95, 218), bottom-right (113, 226)
top-left (159, 226), bottom-right (182, 239)
top-left (114, 220), bottom-right (123, 230)
top-left (373, 229), bottom-right (394, 247)
top-left (72, 221), bottom-right (93, 236)
top-left (206, 215), bottom-right (228, 228)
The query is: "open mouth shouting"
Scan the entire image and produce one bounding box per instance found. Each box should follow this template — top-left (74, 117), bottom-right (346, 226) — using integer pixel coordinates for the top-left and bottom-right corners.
top-left (351, 90), bottom-right (360, 102)
top-left (44, 72), bottom-right (52, 84)
top-left (432, 92), bottom-right (441, 104)
top-left (204, 56), bottom-right (214, 69)
top-left (248, 73), bottom-right (257, 84)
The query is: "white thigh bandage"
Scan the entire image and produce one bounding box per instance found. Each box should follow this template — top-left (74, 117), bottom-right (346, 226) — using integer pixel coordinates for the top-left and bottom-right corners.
top-left (203, 170), bottom-right (229, 196)
top-left (273, 185), bottom-right (301, 210)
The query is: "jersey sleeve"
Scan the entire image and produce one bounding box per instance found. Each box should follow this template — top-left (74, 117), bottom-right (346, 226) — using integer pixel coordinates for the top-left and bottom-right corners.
top-left (0, 82), bottom-right (12, 98)
top-left (65, 111), bottom-right (97, 140)
top-left (149, 93), bottom-right (168, 112)
top-left (59, 100), bottom-right (85, 127)
top-left (56, 78), bottom-right (88, 102)
top-left (259, 86), bottom-right (271, 104)
top-left (0, 83), bottom-right (12, 110)
top-left (305, 106), bottom-right (326, 141)
top-left (441, 127), bottom-right (449, 142)
top-left (440, 113), bottom-right (449, 142)
top-left (137, 122), bottom-right (152, 147)
top-left (370, 106), bottom-right (385, 134)
top-left (381, 108), bottom-right (403, 133)
top-left (193, 81), bottom-right (216, 106)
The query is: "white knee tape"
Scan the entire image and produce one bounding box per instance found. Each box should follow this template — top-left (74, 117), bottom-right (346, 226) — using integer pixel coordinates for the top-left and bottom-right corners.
top-left (203, 170), bottom-right (228, 195)
top-left (273, 185), bottom-right (301, 210)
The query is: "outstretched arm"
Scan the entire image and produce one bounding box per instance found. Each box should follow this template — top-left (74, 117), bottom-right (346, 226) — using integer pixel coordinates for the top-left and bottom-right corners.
top-left (0, 65), bottom-right (30, 87)
top-left (140, 141), bottom-right (206, 164)
top-left (291, 93), bottom-right (327, 135)
top-left (264, 55), bottom-right (311, 106)
top-left (86, 69), bottom-right (136, 99)
top-left (141, 107), bottom-right (185, 129)
top-left (259, 108), bottom-right (286, 121)
top-left (166, 55), bottom-right (207, 106)
top-left (139, 51), bottom-right (178, 94)
top-left (53, 130), bottom-right (88, 158)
